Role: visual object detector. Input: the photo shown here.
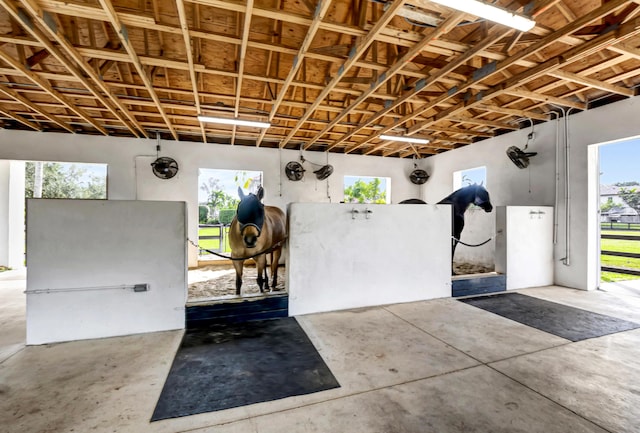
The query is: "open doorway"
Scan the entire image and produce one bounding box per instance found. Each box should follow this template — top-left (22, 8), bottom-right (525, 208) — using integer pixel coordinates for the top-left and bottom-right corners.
top-left (189, 168), bottom-right (286, 303)
top-left (597, 139), bottom-right (640, 297)
top-left (451, 166), bottom-right (494, 276)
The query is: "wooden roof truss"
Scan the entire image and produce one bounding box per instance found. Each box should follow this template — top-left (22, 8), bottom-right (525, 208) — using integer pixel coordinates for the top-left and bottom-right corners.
top-left (0, 0), bottom-right (639, 157)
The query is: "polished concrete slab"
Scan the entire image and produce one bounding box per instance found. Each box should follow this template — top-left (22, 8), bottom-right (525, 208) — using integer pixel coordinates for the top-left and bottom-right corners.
top-left (1, 272), bottom-right (639, 433)
top-left (491, 329), bottom-right (640, 433)
top-left (386, 297), bottom-right (570, 363)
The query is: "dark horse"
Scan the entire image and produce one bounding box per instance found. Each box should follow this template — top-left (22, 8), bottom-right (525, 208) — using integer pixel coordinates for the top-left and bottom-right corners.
top-left (229, 186), bottom-right (286, 296)
top-left (400, 184), bottom-right (493, 258)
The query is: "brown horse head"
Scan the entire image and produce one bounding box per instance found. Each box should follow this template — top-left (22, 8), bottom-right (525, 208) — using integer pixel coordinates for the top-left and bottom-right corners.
top-left (235, 186), bottom-right (265, 249)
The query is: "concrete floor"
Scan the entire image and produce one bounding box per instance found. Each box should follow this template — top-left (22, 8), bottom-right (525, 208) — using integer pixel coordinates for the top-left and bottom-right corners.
top-left (1, 269), bottom-right (640, 433)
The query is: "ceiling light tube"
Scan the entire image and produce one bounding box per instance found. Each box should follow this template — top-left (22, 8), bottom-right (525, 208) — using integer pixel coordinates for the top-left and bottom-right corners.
top-left (380, 134), bottom-right (430, 144)
top-left (429, 0), bottom-right (535, 32)
top-left (197, 115), bottom-right (271, 128)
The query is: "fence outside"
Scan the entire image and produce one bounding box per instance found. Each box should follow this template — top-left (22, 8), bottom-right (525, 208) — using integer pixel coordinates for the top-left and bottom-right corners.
top-left (198, 224), bottom-right (231, 255)
top-left (601, 224), bottom-right (640, 277)
top-left (601, 222), bottom-right (640, 231)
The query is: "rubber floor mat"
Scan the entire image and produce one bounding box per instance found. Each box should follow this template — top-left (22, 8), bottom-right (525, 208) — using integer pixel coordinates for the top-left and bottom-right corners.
top-left (151, 317), bottom-right (339, 421)
top-left (460, 292), bottom-right (640, 342)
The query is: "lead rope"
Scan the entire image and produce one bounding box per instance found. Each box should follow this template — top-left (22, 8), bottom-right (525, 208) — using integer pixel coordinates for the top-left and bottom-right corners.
top-left (453, 236), bottom-right (492, 247)
top-left (187, 237), bottom-right (287, 261)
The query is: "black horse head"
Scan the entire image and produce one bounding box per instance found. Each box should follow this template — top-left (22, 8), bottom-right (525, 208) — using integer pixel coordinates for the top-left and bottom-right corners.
top-left (471, 184), bottom-right (493, 212)
top-left (236, 186), bottom-right (265, 248)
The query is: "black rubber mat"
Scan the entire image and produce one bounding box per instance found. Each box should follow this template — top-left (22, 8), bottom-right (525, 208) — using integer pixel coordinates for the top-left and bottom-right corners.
top-left (460, 292), bottom-right (640, 342)
top-left (151, 317), bottom-right (339, 421)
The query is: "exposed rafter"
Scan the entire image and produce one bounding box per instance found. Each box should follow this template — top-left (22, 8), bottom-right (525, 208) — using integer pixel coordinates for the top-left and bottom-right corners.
top-left (97, 0), bottom-right (177, 139)
top-left (0, 0), bottom-right (638, 156)
top-left (0, 0), bottom-right (146, 137)
top-left (176, 0), bottom-right (207, 142)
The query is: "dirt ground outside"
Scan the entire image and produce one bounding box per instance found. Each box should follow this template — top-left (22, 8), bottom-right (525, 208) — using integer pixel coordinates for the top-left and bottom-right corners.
top-left (188, 264), bottom-right (286, 300)
top-left (188, 261), bottom-right (494, 302)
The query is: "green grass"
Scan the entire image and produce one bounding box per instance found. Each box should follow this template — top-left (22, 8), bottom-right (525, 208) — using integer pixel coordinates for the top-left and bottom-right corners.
top-left (198, 226), bottom-right (231, 254)
top-left (601, 229), bottom-right (640, 282)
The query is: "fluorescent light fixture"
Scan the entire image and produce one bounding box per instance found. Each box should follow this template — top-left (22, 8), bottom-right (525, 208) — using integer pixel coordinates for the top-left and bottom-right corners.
top-left (380, 134), bottom-right (430, 144)
top-left (429, 0), bottom-right (536, 32)
top-left (197, 115), bottom-right (271, 128)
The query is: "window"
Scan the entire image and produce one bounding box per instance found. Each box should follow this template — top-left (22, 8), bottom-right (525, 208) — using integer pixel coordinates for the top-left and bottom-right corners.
top-left (453, 166), bottom-right (486, 190)
top-left (25, 161), bottom-right (107, 199)
top-left (343, 176), bottom-right (391, 204)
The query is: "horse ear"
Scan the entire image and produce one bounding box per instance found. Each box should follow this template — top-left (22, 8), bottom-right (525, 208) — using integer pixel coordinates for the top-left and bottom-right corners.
top-left (238, 186), bottom-right (245, 200)
top-left (256, 186), bottom-right (264, 200)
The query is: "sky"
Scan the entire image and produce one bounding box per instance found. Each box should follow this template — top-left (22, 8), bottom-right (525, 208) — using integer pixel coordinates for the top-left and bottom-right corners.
top-left (198, 169), bottom-right (262, 202)
top-left (599, 139), bottom-right (640, 185)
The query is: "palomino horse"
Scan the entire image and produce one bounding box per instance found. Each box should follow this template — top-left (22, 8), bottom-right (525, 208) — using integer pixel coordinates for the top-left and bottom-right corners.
top-left (400, 184), bottom-right (493, 258)
top-left (229, 186), bottom-right (286, 296)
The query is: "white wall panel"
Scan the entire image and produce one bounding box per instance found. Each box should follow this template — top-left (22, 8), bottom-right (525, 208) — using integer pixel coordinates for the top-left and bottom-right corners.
top-left (495, 206), bottom-right (554, 290)
top-left (26, 199), bottom-right (186, 344)
top-left (287, 203), bottom-right (451, 316)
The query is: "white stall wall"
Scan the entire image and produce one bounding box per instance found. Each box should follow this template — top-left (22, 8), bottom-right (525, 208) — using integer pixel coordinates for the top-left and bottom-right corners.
top-left (287, 203), bottom-right (451, 316)
top-left (26, 199), bottom-right (186, 345)
top-left (0, 130), bottom-right (426, 268)
top-left (495, 206), bottom-right (554, 290)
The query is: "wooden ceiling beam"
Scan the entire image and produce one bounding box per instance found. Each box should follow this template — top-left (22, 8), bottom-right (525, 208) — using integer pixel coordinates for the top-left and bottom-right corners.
top-left (256, 0), bottom-right (334, 147)
top-left (0, 48), bottom-right (108, 134)
top-left (426, 125), bottom-right (494, 138)
top-left (306, 11), bottom-right (466, 153)
top-left (475, 102), bottom-right (550, 121)
top-left (278, 0), bottom-right (409, 149)
top-left (0, 83), bottom-right (74, 132)
top-left (227, 0), bottom-right (254, 145)
top-left (176, 0), bottom-right (207, 142)
top-left (343, 25), bottom-right (512, 154)
top-left (546, 69), bottom-right (635, 97)
top-left (97, 0), bottom-right (178, 139)
top-left (0, 106), bottom-right (41, 130)
top-left (446, 116), bottom-right (519, 130)
top-left (5, 0), bottom-right (147, 137)
top-left (25, 49), bottom-right (49, 68)
top-left (348, 0), bottom-right (630, 153)
top-left (400, 15), bottom-right (640, 154)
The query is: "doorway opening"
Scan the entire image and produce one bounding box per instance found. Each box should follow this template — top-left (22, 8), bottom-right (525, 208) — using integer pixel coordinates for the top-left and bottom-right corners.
top-left (190, 168), bottom-right (283, 303)
top-left (596, 139), bottom-right (640, 297)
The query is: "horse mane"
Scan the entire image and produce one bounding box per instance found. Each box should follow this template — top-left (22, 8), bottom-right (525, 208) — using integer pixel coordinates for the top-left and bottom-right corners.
top-left (437, 183), bottom-right (480, 205)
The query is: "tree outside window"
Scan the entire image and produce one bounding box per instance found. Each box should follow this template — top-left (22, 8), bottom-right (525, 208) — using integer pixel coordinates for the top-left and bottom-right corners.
top-left (25, 161), bottom-right (107, 199)
top-left (344, 176), bottom-right (390, 204)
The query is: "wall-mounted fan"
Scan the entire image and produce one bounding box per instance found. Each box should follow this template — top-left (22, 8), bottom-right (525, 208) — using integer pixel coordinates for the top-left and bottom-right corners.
top-left (284, 153), bottom-right (333, 181)
top-left (409, 158), bottom-right (429, 185)
top-left (507, 119), bottom-right (537, 169)
top-left (410, 168), bottom-right (429, 185)
top-left (313, 164), bottom-right (333, 180)
top-left (151, 156), bottom-right (179, 179)
top-left (506, 146), bottom-right (537, 169)
top-left (285, 161), bottom-right (305, 181)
